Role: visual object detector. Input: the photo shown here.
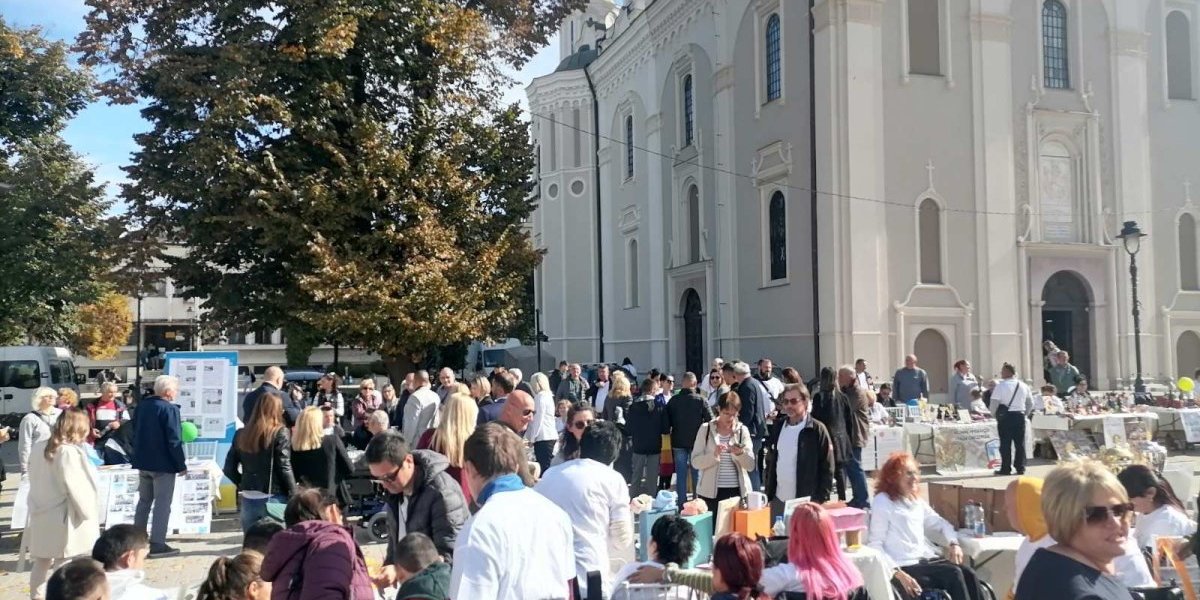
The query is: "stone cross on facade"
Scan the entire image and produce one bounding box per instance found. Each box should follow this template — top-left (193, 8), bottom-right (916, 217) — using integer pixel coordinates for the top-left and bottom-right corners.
top-left (926, 159), bottom-right (936, 189)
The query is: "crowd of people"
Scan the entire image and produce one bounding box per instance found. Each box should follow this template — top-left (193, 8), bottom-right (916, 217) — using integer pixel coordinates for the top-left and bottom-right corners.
top-left (14, 352), bottom-right (1200, 600)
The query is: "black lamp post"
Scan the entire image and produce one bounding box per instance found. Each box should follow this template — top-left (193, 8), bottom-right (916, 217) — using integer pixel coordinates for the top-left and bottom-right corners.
top-left (1117, 221), bottom-right (1147, 394)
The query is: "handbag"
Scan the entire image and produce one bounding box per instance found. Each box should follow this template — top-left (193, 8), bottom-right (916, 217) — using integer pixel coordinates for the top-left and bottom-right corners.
top-left (263, 429), bottom-right (288, 521)
top-left (995, 383), bottom-right (1020, 418)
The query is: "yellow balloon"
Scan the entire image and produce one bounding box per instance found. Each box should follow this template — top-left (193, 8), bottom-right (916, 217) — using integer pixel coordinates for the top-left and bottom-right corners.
top-left (1179, 377), bottom-right (1196, 393)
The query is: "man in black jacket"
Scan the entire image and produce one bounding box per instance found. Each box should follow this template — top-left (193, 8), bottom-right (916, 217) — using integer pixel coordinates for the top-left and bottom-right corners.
top-left (765, 383), bottom-right (834, 511)
top-left (366, 431), bottom-right (469, 588)
top-left (242, 366), bottom-right (284, 421)
top-left (837, 366), bottom-right (872, 509)
top-left (626, 378), bottom-right (667, 498)
top-left (666, 372), bottom-right (712, 507)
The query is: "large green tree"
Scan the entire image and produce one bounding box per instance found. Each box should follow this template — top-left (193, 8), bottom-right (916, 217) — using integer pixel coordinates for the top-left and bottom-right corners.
top-left (0, 20), bottom-right (117, 346)
top-left (78, 0), bottom-right (580, 374)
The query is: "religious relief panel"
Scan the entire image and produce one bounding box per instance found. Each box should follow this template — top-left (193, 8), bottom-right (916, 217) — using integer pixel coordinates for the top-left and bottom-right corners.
top-left (1039, 140), bottom-right (1078, 243)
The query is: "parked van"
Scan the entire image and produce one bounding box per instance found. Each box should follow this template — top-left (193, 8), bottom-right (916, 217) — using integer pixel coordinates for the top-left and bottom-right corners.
top-left (0, 346), bottom-right (82, 416)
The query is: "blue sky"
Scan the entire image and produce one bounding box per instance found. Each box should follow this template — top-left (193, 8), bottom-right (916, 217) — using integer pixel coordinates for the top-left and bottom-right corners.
top-left (1, 0), bottom-right (560, 207)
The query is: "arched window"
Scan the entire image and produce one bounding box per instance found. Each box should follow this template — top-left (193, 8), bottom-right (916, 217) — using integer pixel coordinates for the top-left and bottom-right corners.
top-left (624, 115), bottom-right (634, 180)
top-left (768, 191), bottom-right (787, 281)
top-left (1042, 0), bottom-right (1070, 89)
top-left (626, 239), bottom-right (639, 308)
top-left (908, 0), bottom-right (941, 76)
top-left (682, 75), bottom-right (695, 147)
top-left (572, 107), bottom-right (582, 167)
top-left (687, 185), bottom-right (701, 263)
top-left (765, 14), bottom-right (782, 102)
top-left (919, 198), bottom-right (943, 284)
top-left (1167, 12), bottom-right (1194, 100)
top-left (1181, 213), bottom-right (1199, 290)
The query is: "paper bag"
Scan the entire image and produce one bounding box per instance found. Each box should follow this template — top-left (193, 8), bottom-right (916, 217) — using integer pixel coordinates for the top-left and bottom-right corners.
top-left (733, 506), bottom-right (771, 540)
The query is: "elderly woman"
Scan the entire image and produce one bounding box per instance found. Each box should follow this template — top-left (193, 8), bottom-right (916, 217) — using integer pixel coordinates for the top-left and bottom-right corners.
top-left (869, 452), bottom-right (981, 600)
top-left (1015, 461), bottom-right (1138, 600)
top-left (27, 410), bottom-right (99, 600)
top-left (19, 387), bottom-right (62, 475)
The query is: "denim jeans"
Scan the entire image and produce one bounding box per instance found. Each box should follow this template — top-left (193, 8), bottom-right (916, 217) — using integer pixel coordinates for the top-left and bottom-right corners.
top-left (671, 448), bottom-right (699, 506)
top-left (239, 494), bottom-right (288, 531)
top-left (846, 447), bottom-right (869, 508)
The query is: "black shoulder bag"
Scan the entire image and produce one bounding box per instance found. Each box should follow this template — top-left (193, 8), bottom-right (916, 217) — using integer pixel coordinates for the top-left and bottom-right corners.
top-left (995, 383), bottom-right (1020, 418)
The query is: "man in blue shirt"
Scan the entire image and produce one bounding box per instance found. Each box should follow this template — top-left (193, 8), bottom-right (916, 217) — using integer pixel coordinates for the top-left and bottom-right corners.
top-left (892, 354), bottom-right (930, 404)
top-left (131, 374), bottom-right (188, 557)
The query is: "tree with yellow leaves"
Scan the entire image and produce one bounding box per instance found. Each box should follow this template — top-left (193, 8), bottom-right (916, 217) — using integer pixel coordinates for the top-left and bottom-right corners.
top-left (70, 293), bottom-right (133, 360)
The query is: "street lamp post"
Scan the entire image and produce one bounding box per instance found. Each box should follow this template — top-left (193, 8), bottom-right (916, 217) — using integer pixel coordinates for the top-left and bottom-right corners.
top-left (134, 293), bottom-right (144, 399)
top-left (1117, 221), bottom-right (1148, 394)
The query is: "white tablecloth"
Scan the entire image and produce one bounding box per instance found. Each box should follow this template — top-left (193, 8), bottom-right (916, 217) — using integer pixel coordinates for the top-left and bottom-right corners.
top-left (847, 546), bottom-right (894, 600)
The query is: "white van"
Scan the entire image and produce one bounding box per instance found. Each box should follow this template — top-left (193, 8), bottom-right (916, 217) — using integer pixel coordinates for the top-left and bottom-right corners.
top-left (0, 346), bottom-right (81, 416)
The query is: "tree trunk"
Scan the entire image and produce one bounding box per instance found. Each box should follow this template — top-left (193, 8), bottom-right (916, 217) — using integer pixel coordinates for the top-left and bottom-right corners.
top-left (383, 354), bottom-right (420, 388)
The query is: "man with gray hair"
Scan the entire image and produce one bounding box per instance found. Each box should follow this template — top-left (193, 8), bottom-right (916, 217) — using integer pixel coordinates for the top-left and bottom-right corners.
top-left (132, 375), bottom-right (187, 557)
top-left (436, 367), bottom-right (457, 403)
top-left (724, 361), bottom-right (767, 489)
top-left (403, 370), bottom-right (441, 443)
top-left (556, 363), bottom-right (589, 401)
top-left (510, 367), bottom-right (534, 396)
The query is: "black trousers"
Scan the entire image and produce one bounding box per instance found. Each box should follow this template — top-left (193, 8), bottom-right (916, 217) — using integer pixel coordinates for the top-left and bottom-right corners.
top-left (834, 461), bottom-right (847, 502)
top-left (702, 487), bottom-right (742, 514)
top-left (997, 411), bottom-right (1027, 474)
top-left (893, 561), bottom-right (984, 600)
top-left (533, 440), bottom-right (555, 476)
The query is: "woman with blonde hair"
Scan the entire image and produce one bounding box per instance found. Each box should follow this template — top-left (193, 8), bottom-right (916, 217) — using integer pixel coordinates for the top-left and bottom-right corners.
top-left (290, 407), bottom-right (355, 507)
top-left (19, 387), bottom-right (61, 475)
top-left (469, 375), bottom-right (492, 406)
top-left (527, 372), bottom-right (559, 474)
top-left (223, 391), bottom-right (297, 531)
top-left (27, 409), bottom-right (99, 600)
top-left (416, 391), bottom-right (477, 503)
top-left (57, 387), bottom-right (80, 410)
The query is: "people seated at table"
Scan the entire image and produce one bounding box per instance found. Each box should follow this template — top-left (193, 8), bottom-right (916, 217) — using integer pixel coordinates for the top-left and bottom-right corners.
top-left (877, 383), bottom-right (896, 408)
top-left (1015, 460), bottom-right (1140, 600)
top-left (629, 503), bottom-right (866, 600)
top-left (968, 389), bottom-right (991, 417)
top-left (867, 390), bottom-right (889, 424)
top-left (1117, 464), bottom-right (1196, 551)
top-left (1038, 385), bottom-right (1065, 414)
top-left (1006, 472), bottom-right (1154, 593)
top-left (868, 452), bottom-right (983, 600)
top-left (1066, 380), bottom-right (1092, 411)
top-left (610, 514), bottom-right (698, 600)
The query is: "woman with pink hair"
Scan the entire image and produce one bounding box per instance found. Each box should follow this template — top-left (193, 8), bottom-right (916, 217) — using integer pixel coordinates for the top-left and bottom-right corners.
top-left (761, 502), bottom-right (865, 599)
top-left (628, 502), bottom-right (865, 599)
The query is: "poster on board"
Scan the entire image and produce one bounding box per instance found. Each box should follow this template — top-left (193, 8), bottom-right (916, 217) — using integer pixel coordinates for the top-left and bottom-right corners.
top-left (166, 351), bottom-right (238, 442)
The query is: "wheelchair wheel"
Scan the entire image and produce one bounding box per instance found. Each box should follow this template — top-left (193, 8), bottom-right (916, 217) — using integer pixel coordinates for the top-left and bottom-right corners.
top-left (978, 579), bottom-right (998, 600)
top-left (366, 511), bottom-right (390, 543)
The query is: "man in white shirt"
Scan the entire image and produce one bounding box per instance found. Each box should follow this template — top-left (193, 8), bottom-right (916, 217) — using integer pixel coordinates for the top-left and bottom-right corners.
top-left (402, 370), bottom-right (441, 443)
top-left (756, 358), bottom-right (785, 401)
top-left (854, 358), bottom-right (874, 392)
top-left (535, 420), bottom-right (633, 598)
top-left (452, 423), bottom-right (574, 599)
top-left (588, 364), bottom-right (611, 414)
top-left (92, 525), bottom-right (171, 600)
top-left (990, 363), bottom-right (1032, 476)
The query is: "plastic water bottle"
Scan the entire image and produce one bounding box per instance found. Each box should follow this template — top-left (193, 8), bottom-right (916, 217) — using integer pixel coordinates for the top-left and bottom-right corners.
top-left (973, 504), bottom-right (988, 538)
top-left (773, 516), bottom-right (787, 537)
top-left (962, 500), bottom-right (977, 535)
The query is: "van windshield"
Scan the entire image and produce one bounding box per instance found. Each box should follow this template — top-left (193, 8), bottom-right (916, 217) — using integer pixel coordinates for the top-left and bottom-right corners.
top-left (50, 360), bottom-right (74, 385)
top-left (0, 361), bottom-right (41, 389)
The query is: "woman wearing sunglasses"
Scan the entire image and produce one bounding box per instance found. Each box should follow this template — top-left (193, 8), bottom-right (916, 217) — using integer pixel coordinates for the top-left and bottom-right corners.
top-left (550, 400), bottom-right (597, 467)
top-left (1015, 460), bottom-right (1138, 600)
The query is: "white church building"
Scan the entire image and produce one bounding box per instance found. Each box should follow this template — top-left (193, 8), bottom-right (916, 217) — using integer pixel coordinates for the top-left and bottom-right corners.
top-left (527, 0), bottom-right (1200, 395)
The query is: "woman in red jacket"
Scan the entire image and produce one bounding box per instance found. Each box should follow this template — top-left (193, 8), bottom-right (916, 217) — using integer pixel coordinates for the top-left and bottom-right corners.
top-left (261, 488), bottom-right (373, 600)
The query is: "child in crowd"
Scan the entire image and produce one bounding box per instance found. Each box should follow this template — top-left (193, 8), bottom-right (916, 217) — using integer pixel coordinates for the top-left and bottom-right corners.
top-left (1038, 385), bottom-right (1065, 414)
top-left (394, 533), bottom-right (451, 600)
top-left (46, 558), bottom-right (110, 600)
top-left (196, 553), bottom-right (270, 600)
top-left (90, 525), bottom-right (169, 600)
top-left (242, 519), bottom-right (284, 556)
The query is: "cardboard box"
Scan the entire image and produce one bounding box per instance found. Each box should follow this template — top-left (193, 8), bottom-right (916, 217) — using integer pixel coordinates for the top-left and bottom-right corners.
top-left (732, 507), bottom-right (772, 540)
top-left (682, 512), bottom-right (714, 567)
top-left (928, 482), bottom-right (963, 527)
top-left (957, 485), bottom-right (1016, 534)
top-left (637, 506), bottom-right (678, 561)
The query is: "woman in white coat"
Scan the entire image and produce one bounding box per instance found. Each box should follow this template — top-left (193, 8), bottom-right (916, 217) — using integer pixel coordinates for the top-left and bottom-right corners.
top-left (691, 391), bottom-right (755, 513)
top-left (27, 409), bottom-right (99, 600)
top-left (18, 387), bottom-right (61, 475)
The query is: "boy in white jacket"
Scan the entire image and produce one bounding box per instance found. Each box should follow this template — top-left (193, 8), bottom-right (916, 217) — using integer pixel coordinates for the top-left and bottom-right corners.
top-left (91, 525), bottom-right (170, 600)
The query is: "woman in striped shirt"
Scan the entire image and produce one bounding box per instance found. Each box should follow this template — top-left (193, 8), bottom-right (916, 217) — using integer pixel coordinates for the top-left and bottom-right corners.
top-left (691, 391), bottom-right (756, 513)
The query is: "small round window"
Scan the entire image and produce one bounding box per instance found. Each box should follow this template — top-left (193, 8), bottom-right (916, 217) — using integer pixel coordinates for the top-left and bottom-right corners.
top-left (570, 180), bottom-right (585, 195)
top-left (547, 183), bottom-right (559, 199)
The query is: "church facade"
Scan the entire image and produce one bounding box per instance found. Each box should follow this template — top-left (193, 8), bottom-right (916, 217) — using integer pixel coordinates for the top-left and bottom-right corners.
top-left (527, 0), bottom-right (1200, 396)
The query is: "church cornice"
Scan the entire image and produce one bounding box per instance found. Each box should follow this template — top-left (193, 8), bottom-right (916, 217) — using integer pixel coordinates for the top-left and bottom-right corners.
top-left (589, 0), bottom-right (714, 99)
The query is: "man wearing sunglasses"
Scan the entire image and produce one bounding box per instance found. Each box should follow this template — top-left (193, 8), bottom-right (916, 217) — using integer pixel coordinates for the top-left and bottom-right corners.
top-left (366, 431), bottom-right (469, 589)
top-left (498, 390), bottom-right (537, 436)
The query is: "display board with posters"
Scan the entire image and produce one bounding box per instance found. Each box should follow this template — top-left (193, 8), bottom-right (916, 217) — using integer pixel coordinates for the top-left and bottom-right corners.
top-left (165, 351), bottom-right (239, 443)
top-left (932, 422), bottom-right (1001, 475)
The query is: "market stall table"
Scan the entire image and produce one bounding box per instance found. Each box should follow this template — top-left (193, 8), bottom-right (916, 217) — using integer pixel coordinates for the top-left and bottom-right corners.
top-left (1031, 411), bottom-right (1159, 456)
top-left (1148, 407), bottom-right (1200, 449)
top-left (957, 531), bottom-right (1023, 570)
top-left (903, 421), bottom-right (1024, 475)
